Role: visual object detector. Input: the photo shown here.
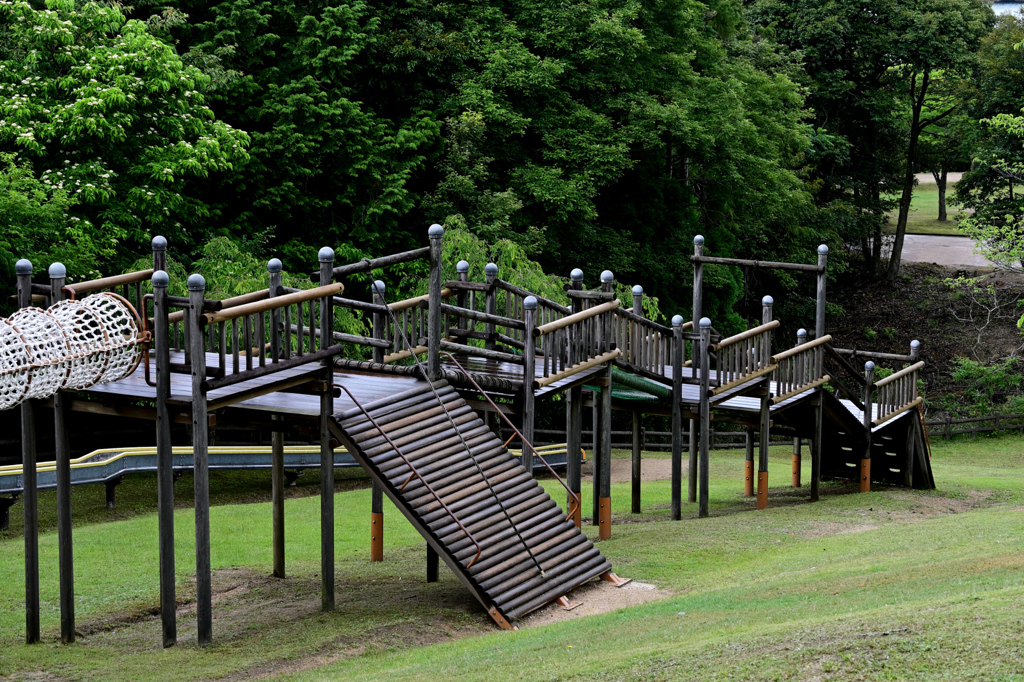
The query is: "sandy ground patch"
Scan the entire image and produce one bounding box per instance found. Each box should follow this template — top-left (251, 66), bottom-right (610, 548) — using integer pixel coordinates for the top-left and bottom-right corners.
top-left (517, 579), bottom-right (673, 629)
top-left (581, 456), bottom-right (681, 484)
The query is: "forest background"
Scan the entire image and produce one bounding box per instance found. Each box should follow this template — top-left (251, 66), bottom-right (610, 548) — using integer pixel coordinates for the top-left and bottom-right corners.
top-left (1, 0), bottom-right (1023, 412)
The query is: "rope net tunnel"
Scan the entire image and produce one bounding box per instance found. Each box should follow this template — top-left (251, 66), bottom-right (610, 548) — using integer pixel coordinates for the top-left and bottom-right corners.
top-left (0, 293), bottom-right (144, 410)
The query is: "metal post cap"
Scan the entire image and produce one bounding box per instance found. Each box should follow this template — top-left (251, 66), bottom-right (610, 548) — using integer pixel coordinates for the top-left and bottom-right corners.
top-left (699, 317), bottom-right (712, 329)
top-left (523, 296), bottom-right (538, 310)
top-left (762, 295), bottom-right (774, 307)
top-left (694, 235), bottom-right (705, 245)
top-left (373, 280), bottom-right (385, 293)
top-left (672, 314), bottom-right (685, 327)
top-left (428, 224), bottom-right (444, 238)
top-left (152, 235), bottom-right (168, 251)
top-left (456, 260), bottom-right (469, 273)
top-left (570, 268), bottom-right (584, 282)
top-left (318, 247), bottom-right (335, 263)
top-left (632, 285), bottom-right (643, 295)
top-left (910, 340), bottom-right (921, 350)
top-left (864, 360), bottom-right (875, 371)
top-left (818, 244), bottom-right (829, 255)
top-left (600, 270), bottom-right (614, 283)
top-left (187, 274), bottom-right (206, 291)
top-left (15, 259), bottom-right (32, 275)
top-left (48, 262), bottom-right (66, 279)
top-left (485, 263), bottom-right (498, 276)
top-left (267, 258), bottom-right (282, 273)
top-left (797, 328), bottom-right (807, 339)
top-left (152, 270), bottom-right (170, 288)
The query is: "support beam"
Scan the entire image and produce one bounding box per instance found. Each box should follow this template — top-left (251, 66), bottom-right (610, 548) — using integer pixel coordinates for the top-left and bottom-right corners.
top-left (811, 395), bottom-right (823, 502)
top-left (370, 279), bottom-right (386, 561)
top-left (792, 438), bottom-right (801, 488)
top-left (105, 476), bottom-right (124, 510)
top-left (50, 264), bottom-right (75, 644)
top-left (272, 414), bottom-right (285, 578)
top-left (671, 316), bottom-right (684, 520)
top-left (698, 319), bottom-right (711, 518)
top-left (756, 296), bottom-right (774, 512)
top-left (862, 362), bottom-right (875, 494)
top-left (318, 248), bottom-right (336, 612)
top-left (16, 259), bottom-right (40, 645)
top-left (188, 273), bottom-right (213, 644)
top-left (426, 544), bottom-right (439, 583)
top-left (566, 269), bottom-right (584, 528)
top-left (631, 411), bottom-right (641, 514)
top-left (690, 236), bottom-right (704, 505)
top-left (744, 429), bottom-right (755, 497)
top-left (522, 297), bottom-right (537, 475)
top-left (597, 271), bottom-right (614, 538)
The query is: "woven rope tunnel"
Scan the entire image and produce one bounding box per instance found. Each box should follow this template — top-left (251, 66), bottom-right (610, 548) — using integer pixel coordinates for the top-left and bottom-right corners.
top-left (0, 293), bottom-right (143, 410)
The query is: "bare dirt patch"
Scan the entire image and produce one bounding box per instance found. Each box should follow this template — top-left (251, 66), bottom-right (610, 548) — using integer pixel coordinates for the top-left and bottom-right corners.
top-left (581, 456), bottom-right (681, 484)
top-left (516, 579), bottom-right (673, 629)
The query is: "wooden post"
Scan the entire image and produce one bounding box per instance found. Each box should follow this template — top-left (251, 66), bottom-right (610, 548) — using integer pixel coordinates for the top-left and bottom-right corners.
top-left (484, 263), bottom-right (498, 352)
top-left (187, 273), bottom-right (212, 644)
top-left (597, 271), bottom-right (614, 539)
top-left (267, 258), bottom-right (286, 579)
top-left (698, 318), bottom-right (711, 518)
top-left (815, 245), bottom-right (828, 339)
top-left (793, 328), bottom-right (807, 488)
top-left (370, 280), bottom-right (386, 561)
top-left (49, 263), bottom-right (75, 644)
top-left (744, 428), bottom-right (754, 497)
top-left (670, 315), bottom-right (684, 520)
top-left (811, 393), bottom-right (823, 502)
top-left (317, 247), bottom-right (335, 612)
top-left (151, 259), bottom-right (177, 647)
top-left (456, 260), bottom-right (469, 344)
top-left (631, 285), bottom-right (644, 514)
top-left (426, 544), bottom-right (439, 583)
top-left (427, 224), bottom-right (443, 381)
top-left (862, 361), bottom-right (875, 493)
top-left (757, 296), bottom-right (773, 511)
top-left (16, 259), bottom-right (39, 645)
top-left (522, 296), bottom-right (537, 475)
top-left (690, 235), bottom-right (704, 503)
top-left (566, 269), bottom-right (584, 527)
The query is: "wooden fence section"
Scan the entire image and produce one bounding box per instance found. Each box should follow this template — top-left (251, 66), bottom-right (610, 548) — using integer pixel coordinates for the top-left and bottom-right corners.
top-left (508, 427), bottom-right (796, 451)
top-left (924, 412), bottom-right (1024, 439)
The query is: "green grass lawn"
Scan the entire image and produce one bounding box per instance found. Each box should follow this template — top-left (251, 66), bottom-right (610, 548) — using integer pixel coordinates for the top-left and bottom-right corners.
top-left (886, 182), bottom-right (964, 237)
top-left (2, 436), bottom-right (1023, 681)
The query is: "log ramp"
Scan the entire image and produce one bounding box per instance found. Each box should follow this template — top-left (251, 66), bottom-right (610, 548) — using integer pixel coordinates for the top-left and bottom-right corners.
top-left (329, 380), bottom-right (612, 628)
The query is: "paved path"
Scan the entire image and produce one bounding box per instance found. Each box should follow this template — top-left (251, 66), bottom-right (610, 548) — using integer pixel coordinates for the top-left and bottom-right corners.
top-left (915, 172), bottom-right (963, 184)
top-left (901, 234), bottom-right (994, 268)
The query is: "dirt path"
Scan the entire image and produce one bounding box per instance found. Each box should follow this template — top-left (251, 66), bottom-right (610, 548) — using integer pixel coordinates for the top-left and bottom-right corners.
top-left (581, 456), bottom-right (681, 484)
top-left (901, 234), bottom-right (994, 268)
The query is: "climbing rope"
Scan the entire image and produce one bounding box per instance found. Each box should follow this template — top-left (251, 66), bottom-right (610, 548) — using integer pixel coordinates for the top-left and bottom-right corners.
top-left (0, 293), bottom-right (144, 410)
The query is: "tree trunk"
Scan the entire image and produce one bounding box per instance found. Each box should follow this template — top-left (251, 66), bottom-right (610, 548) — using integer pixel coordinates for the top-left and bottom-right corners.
top-left (887, 71), bottom-right (927, 281)
top-left (871, 186), bottom-right (882, 273)
top-left (933, 168), bottom-right (948, 222)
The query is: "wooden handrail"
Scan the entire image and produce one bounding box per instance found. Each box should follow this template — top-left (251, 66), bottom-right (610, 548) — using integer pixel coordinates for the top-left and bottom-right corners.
top-left (770, 334), bottom-right (832, 363)
top-left (613, 307), bottom-right (672, 335)
top-left (873, 397), bottom-right (924, 426)
top-left (168, 288), bottom-right (271, 324)
top-left (388, 288), bottom-right (454, 312)
top-left (65, 269), bottom-right (154, 296)
top-left (534, 349), bottom-right (620, 388)
top-left (872, 361), bottom-right (924, 389)
top-left (712, 320), bottom-right (780, 351)
top-left (533, 299), bottom-right (620, 337)
top-left (200, 283), bottom-right (343, 325)
top-left (690, 255), bottom-right (824, 273)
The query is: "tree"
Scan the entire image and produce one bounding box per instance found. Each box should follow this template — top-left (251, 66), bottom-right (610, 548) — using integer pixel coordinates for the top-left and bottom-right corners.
top-left (0, 0), bottom-right (250, 264)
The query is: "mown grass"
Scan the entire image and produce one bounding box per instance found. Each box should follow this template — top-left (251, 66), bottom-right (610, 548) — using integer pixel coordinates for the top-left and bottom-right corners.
top-left (1, 436), bottom-right (1023, 681)
top-left (886, 182), bottom-right (964, 236)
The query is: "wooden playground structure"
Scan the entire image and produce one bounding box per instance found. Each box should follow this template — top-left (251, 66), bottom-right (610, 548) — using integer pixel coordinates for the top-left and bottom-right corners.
top-left (3, 227), bottom-right (933, 647)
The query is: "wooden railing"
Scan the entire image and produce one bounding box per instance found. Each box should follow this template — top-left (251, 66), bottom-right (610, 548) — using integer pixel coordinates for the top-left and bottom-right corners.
top-left (530, 299), bottom-right (621, 389)
top-left (871, 361), bottom-right (924, 426)
top-left (770, 335), bottom-right (831, 405)
top-left (708, 320), bottom-right (779, 396)
top-left (612, 308), bottom-right (670, 379)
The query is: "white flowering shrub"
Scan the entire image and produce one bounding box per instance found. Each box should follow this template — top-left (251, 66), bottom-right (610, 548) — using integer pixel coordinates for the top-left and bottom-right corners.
top-left (0, 0), bottom-right (250, 253)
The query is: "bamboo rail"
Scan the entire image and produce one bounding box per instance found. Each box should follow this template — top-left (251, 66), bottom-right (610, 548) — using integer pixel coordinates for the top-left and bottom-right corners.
top-left (533, 349), bottom-right (621, 389)
top-left (534, 300), bottom-right (620, 337)
top-left (200, 284), bottom-right (343, 325)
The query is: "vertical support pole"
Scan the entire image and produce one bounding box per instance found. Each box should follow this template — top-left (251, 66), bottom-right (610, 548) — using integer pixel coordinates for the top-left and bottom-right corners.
top-left (49, 263), bottom-right (75, 644)
top-left (187, 273), bottom-right (212, 644)
top-left (631, 285), bottom-right (644, 514)
top-left (862, 361), bottom-right (875, 494)
top-left (815, 245), bottom-right (828, 339)
top-left (744, 429), bottom-right (755, 497)
top-left (690, 235), bottom-right (704, 504)
top-left (811, 393), bottom-right (823, 502)
top-left (793, 328), bottom-right (807, 488)
top-left (427, 224), bottom-right (444, 381)
top-left (484, 263), bottom-right (498, 353)
top-left (597, 271), bottom-right (614, 539)
top-left (670, 315), bottom-right (684, 520)
top-left (757, 296), bottom-right (774, 511)
top-left (370, 280), bottom-right (387, 561)
top-left (267, 258), bottom-right (285, 580)
top-left (522, 296), bottom-right (537, 476)
top-left (566, 269), bottom-right (584, 527)
top-left (317, 247), bottom-right (335, 612)
top-left (698, 318), bottom-right (711, 518)
top-left (153, 250), bottom-right (176, 647)
top-left (456, 260), bottom-right (469, 344)
top-left (16, 259), bottom-right (39, 645)
top-left (426, 544), bottom-right (439, 583)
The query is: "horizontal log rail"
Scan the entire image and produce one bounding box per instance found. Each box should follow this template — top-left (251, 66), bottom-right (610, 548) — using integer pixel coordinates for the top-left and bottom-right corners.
top-left (286, 324), bottom-right (391, 349)
top-left (709, 363), bottom-right (778, 398)
top-left (389, 288), bottom-right (454, 312)
top-left (771, 334), bottom-right (832, 364)
top-left (872, 361), bottom-right (925, 389)
top-left (873, 397), bottom-right (923, 427)
top-left (770, 375), bottom-right (830, 406)
top-left (613, 306), bottom-right (673, 335)
top-left (439, 303), bottom-right (526, 330)
top-left (167, 288), bottom-right (271, 324)
top-left (691, 255), bottom-right (824, 273)
top-left (64, 269), bottom-right (154, 296)
top-left (494, 279), bottom-right (570, 314)
top-left (534, 300), bottom-right (620, 337)
top-left (565, 289), bottom-right (616, 301)
top-left (833, 347), bottom-right (916, 363)
top-left (712, 320), bottom-right (779, 351)
top-left (534, 349), bottom-right (621, 389)
top-left (444, 280), bottom-right (493, 292)
top-left (440, 339), bottom-right (524, 364)
top-left (201, 345), bottom-right (341, 393)
top-left (312, 246), bottom-right (430, 282)
top-left (200, 284), bottom-right (343, 325)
